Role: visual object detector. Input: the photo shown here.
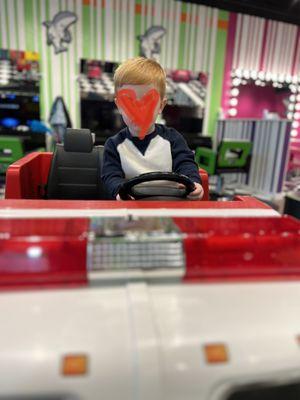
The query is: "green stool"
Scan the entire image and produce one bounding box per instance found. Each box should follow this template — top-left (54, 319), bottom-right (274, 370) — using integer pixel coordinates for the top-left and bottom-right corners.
top-left (195, 147), bottom-right (217, 175)
top-left (0, 136), bottom-right (24, 174)
top-left (217, 140), bottom-right (252, 170)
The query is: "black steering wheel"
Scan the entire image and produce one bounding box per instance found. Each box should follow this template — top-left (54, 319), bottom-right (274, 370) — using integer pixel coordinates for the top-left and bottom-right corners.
top-left (118, 172), bottom-right (195, 200)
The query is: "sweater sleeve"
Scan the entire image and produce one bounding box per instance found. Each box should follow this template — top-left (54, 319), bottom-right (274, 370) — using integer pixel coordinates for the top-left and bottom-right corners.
top-left (101, 138), bottom-right (126, 198)
top-left (169, 129), bottom-right (201, 184)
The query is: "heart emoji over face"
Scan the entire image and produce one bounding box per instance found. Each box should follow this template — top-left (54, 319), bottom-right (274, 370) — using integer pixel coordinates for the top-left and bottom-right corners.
top-left (116, 88), bottom-right (160, 139)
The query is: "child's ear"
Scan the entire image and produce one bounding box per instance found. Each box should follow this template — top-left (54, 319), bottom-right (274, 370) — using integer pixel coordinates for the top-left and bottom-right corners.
top-left (114, 97), bottom-right (119, 109)
top-left (159, 97), bottom-right (167, 113)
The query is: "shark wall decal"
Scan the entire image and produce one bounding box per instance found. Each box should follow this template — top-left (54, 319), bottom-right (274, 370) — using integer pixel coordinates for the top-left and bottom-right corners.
top-left (137, 26), bottom-right (167, 60)
top-left (43, 11), bottom-right (78, 54)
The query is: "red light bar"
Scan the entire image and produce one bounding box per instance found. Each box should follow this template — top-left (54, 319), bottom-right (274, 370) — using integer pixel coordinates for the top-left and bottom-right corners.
top-left (174, 216), bottom-right (300, 282)
top-left (0, 218), bottom-right (89, 289)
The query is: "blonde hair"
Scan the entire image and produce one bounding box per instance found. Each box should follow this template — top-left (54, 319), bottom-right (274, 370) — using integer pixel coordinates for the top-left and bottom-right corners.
top-left (114, 57), bottom-right (166, 99)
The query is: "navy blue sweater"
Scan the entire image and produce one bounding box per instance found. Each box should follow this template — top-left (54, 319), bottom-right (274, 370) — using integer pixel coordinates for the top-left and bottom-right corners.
top-left (102, 124), bottom-right (201, 198)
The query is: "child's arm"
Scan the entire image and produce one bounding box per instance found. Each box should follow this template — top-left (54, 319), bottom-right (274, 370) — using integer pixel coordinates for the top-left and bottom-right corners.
top-left (170, 129), bottom-right (201, 184)
top-left (101, 138), bottom-right (126, 199)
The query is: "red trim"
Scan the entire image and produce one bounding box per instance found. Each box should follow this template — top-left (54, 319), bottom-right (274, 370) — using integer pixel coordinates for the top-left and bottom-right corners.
top-left (0, 218), bottom-right (88, 289)
top-left (178, 216), bottom-right (300, 282)
top-left (0, 196), bottom-right (270, 210)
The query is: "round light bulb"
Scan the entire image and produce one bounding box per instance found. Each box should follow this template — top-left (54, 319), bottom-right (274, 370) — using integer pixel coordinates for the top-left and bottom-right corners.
top-left (235, 68), bottom-right (242, 78)
top-left (292, 121), bottom-right (299, 128)
top-left (287, 112), bottom-right (293, 119)
top-left (243, 70), bottom-right (250, 79)
top-left (294, 112), bottom-right (300, 119)
top-left (288, 103), bottom-right (295, 110)
top-left (296, 94), bottom-right (300, 101)
top-left (251, 71), bottom-right (258, 80)
top-left (230, 88), bottom-right (239, 97)
top-left (232, 78), bottom-right (241, 86)
top-left (295, 103), bottom-right (300, 111)
top-left (229, 98), bottom-right (238, 106)
top-left (291, 129), bottom-right (298, 137)
top-left (228, 108), bottom-right (237, 117)
top-left (265, 72), bottom-right (272, 81)
top-left (258, 71), bottom-right (265, 80)
top-left (286, 74), bottom-right (292, 83)
top-left (290, 95), bottom-right (296, 102)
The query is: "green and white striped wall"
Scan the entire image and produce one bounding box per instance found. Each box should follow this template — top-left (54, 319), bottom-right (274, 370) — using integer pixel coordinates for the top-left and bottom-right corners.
top-left (0, 0), bottom-right (229, 135)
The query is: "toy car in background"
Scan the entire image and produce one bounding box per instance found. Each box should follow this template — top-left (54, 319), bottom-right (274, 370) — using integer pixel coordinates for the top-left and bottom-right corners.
top-left (1, 129), bottom-right (300, 400)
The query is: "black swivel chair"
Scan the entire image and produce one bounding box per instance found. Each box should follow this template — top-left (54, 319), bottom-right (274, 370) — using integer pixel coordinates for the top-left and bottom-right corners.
top-left (46, 128), bottom-right (108, 200)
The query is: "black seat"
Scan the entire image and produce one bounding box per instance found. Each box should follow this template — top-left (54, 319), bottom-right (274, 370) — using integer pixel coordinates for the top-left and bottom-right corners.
top-left (46, 128), bottom-right (108, 200)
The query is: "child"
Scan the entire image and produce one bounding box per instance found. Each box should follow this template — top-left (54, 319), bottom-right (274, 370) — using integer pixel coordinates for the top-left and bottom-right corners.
top-left (102, 57), bottom-right (203, 200)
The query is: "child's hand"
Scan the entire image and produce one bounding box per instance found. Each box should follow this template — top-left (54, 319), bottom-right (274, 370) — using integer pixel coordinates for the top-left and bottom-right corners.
top-left (187, 182), bottom-right (204, 200)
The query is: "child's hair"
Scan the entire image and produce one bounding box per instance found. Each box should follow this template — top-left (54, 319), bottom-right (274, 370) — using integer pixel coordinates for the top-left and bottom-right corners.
top-left (114, 57), bottom-right (166, 99)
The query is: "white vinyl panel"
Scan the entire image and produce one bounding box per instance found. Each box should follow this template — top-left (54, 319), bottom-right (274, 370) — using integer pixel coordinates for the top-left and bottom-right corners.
top-left (66, 0), bottom-right (76, 127)
top-left (276, 22), bottom-right (285, 74)
top-left (255, 123), bottom-right (266, 191)
top-left (7, 0), bottom-right (16, 49)
top-left (140, 0), bottom-right (145, 35)
top-left (183, 2), bottom-right (191, 69)
top-left (114, 0), bottom-right (120, 61)
top-left (89, 0), bottom-right (94, 57)
top-left (120, 0), bottom-right (128, 60)
top-left (251, 17), bottom-right (259, 71)
top-left (287, 25), bottom-right (297, 75)
top-left (262, 19), bottom-right (271, 72)
top-left (202, 6), bottom-right (210, 73)
top-left (202, 8), bottom-right (218, 135)
top-left (278, 124), bottom-right (291, 193)
top-left (232, 13), bottom-right (241, 69)
top-left (244, 15), bottom-right (253, 70)
top-left (49, 0), bottom-right (61, 101)
top-left (293, 33), bottom-right (300, 75)
top-left (279, 23), bottom-right (288, 75)
top-left (39, 0), bottom-right (50, 120)
top-left (271, 122), bottom-right (287, 193)
top-left (105, 0), bottom-right (113, 60)
top-left (188, 3), bottom-right (197, 71)
top-left (265, 21), bottom-right (274, 73)
top-left (154, 0), bottom-right (162, 25)
top-left (128, 0), bottom-right (135, 58)
top-left (76, 0), bottom-right (82, 61)
top-left (240, 15), bottom-right (249, 69)
top-left (0, 0), bottom-right (7, 48)
top-left (254, 18), bottom-right (264, 71)
top-left (163, 0), bottom-right (171, 68)
top-left (247, 122), bottom-right (260, 189)
top-left (96, 0), bottom-right (102, 60)
top-left (260, 122), bottom-right (271, 191)
top-left (33, 0), bottom-right (39, 52)
top-left (269, 21), bottom-right (278, 73)
top-left (17, 0), bottom-right (26, 50)
top-left (159, 0), bottom-right (167, 66)
top-left (172, 0), bottom-right (181, 69)
top-left (166, 0), bottom-right (175, 68)
top-left (62, 0), bottom-right (69, 106)
top-left (146, 0), bottom-right (152, 29)
top-left (263, 122), bottom-right (276, 193)
top-left (194, 5), bottom-right (205, 71)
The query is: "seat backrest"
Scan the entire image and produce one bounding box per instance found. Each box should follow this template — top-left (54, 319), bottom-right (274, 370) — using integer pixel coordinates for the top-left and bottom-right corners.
top-left (46, 128), bottom-right (107, 200)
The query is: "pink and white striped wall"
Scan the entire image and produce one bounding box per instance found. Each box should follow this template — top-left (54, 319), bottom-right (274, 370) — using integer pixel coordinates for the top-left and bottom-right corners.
top-left (222, 13), bottom-right (300, 139)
